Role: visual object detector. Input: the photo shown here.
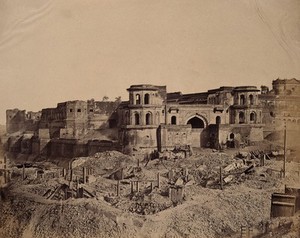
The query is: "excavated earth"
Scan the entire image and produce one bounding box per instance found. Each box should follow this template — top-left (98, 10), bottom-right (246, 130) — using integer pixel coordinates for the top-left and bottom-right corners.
top-left (0, 149), bottom-right (300, 238)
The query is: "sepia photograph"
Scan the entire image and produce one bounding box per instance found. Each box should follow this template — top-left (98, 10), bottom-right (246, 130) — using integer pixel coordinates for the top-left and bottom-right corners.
top-left (0, 0), bottom-right (300, 237)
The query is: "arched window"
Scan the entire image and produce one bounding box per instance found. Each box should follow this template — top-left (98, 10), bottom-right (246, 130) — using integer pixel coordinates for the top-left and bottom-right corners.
top-left (144, 93), bottom-right (150, 104)
top-left (239, 111), bottom-right (245, 124)
top-left (146, 112), bottom-right (152, 125)
top-left (230, 133), bottom-right (234, 140)
top-left (240, 95), bottom-right (245, 105)
top-left (216, 116), bottom-right (221, 125)
top-left (134, 113), bottom-right (140, 125)
top-left (136, 94), bottom-right (141, 104)
top-left (171, 116), bottom-right (177, 125)
top-left (249, 94), bottom-right (254, 105)
top-left (187, 117), bottom-right (205, 128)
top-left (250, 112), bottom-right (256, 123)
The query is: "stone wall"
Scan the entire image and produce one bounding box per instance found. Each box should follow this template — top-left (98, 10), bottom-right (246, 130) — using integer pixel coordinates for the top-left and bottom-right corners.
top-left (6, 109), bottom-right (26, 133)
top-left (120, 126), bottom-right (158, 151)
top-left (218, 124), bottom-right (264, 147)
top-left (158, 125), bottom-right (192, 151)
top-left (48, 139), bottom-right (119, 158)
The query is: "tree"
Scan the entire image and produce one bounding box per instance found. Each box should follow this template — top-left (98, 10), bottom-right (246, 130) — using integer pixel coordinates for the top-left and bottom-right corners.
top-left (115, 96), bottom-right (121, 102)
top-left (102, 96), bottom-right (109, 101)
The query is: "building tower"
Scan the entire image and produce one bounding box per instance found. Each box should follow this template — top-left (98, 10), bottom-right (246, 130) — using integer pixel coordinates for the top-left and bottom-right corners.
top-left (118, 85), bottom-right (166, 153)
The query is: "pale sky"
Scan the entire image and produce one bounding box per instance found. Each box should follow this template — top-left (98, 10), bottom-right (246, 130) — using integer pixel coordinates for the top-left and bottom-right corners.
top-left (0, 0), bottom-right (299, 124)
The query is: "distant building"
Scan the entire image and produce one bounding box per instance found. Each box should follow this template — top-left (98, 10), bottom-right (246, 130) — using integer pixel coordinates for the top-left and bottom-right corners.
top-left (259, 78), bottom-right (300, 135)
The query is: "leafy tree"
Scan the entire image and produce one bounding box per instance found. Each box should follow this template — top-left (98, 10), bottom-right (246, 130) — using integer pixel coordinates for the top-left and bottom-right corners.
top-left (102, 96), bottom-right (109, 101)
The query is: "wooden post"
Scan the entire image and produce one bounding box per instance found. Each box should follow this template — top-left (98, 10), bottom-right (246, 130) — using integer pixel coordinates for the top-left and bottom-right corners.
top-left (136, 181), bottom-right (139, 192)
top-left (241, 225), bottom-right (247, 238)
top-left (283, 122), bottom-right (287, 178)
top-left (169, 170), bottom-right (174, 181)
top-left (3, 156), bottom-right (7, 183)
top-left (248, 226), bottom-right (253, 238)
top-left (83, 167), bottom-right (86, 184)
top-left (130, 181), bottom-right (134, 194)
top-left (22, 164), bottom-right (25, 180)
top-left (120, 168), bottom-right (124, 180)
top-left (117, 180), bottom-right (120, 197)
top-left (262, 154), bottom-right (265, 166)
top-left (150, 182), bottom-right (153, 192)
top-left (76, 177), bottom-right (79, 190)
top-left (169, 187), bottom-right (172, 200)
top-left (220, 167), bottom-right (223, 190)
top-left (69, 169), bottom-right (73, 182)
top-left (137, 159), bottom-right (140, 167)
top-left (7, 171), bottom-right (11, 182)
top-left (157, 173), bottom-right (160, 188)
top-left (184, 168), bottom-right (189, 181)
top-left (62, 168), bottom-right (66, 177)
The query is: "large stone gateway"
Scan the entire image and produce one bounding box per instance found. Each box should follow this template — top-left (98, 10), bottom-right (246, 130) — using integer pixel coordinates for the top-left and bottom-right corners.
top-left (117, 83), bottom-right (266, 153)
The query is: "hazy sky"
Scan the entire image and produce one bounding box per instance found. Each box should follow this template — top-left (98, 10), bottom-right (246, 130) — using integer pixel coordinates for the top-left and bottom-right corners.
top-left (0, 0), bottom-right (299, 124)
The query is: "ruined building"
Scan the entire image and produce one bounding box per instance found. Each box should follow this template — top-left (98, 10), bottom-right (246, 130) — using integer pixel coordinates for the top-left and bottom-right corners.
top-left (4, 78), bottom-right (300, 157)
top-left (117, 84), bottom-right (263, 153)
top-left (260, 78), bottom-right (300, 126)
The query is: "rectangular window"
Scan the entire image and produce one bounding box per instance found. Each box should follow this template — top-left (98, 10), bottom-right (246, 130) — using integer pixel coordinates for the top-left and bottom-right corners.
top-left (69, 109), bottom-right (73, 112)
top-left (77, 109), bottom-right (81, 112)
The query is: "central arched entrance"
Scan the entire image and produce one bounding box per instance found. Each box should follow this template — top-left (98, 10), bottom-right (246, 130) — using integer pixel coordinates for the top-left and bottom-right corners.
top-left (186, 115), bottom-right (207, 147)
top-left (187, 117), bottom-right (205, 128)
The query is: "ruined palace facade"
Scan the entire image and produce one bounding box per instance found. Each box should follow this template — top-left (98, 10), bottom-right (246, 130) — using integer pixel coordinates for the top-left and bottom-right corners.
top-left (4, 78), bottom-right (300, 157)
top-left (117, 84), bottom-right (264, 152)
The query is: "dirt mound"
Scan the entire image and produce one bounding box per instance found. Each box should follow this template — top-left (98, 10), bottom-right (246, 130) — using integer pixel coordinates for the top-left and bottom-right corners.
top-left (1, 150), bottom-right (299, 237)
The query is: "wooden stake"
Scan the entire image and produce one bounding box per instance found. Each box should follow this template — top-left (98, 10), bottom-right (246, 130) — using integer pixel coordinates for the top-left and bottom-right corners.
top-left (283, 122), bottom-right (287, 178)
top-left (22, 164), bottom-right (25, 180)
top-left (220, 167), bottom-right (223, 190)
top-left (83, 167), bottom-right (86, 184)
top-left (117, 180), bottom-right (120, 197)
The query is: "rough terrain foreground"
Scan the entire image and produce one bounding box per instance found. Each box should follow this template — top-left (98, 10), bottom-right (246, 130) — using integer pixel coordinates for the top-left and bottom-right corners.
top-left (0, 150), bottom-right (299, 238)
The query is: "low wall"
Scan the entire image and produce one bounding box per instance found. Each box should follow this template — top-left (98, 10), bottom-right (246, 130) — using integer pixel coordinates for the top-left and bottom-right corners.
top-left (218, 124), bottom-right (264, 146)
top-left (158, 125), bottom-right (192, 151)
top-left (49, 139), bottom-right (119, 158)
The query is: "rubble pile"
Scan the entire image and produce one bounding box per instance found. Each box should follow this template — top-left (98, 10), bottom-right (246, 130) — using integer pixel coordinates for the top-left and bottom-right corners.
top-left (0, 148), bottom-right (299, 237)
